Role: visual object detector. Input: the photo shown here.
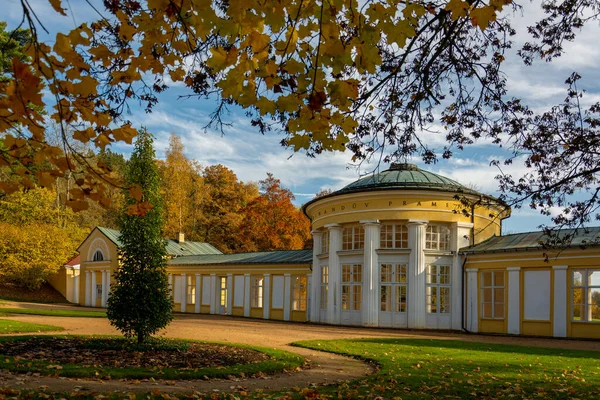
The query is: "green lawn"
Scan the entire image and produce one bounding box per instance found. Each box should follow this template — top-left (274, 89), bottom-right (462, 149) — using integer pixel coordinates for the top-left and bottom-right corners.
top-left (0, 308), bottom-right (106, 318)
top-left (292, 338), bottom-right (600, 399)
top-left (0, 319), bottom-right (63, 334)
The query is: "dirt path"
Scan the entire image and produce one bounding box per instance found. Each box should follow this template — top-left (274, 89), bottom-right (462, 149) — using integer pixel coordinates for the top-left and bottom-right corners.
top-left (1, 308), bottom-right (600, 395)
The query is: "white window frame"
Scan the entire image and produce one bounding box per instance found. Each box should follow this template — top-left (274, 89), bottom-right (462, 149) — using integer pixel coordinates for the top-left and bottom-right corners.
top-left (572, 268), bottom-right (600, 322)
top-left (321, 233), bottom-right (329, 254)
top-left (341, 264), bottom-right (362, 311)
top-left (186, 275), bottom-right (196, 305)
top-left (426, 265), bottom-right (451, 314)
top-left (342, 226), bottom-right (364, 250)
top-left (380, 224), bottom-right (408, 249)
top-left (425, 225), bottom-right (451, 251)
top-left (292, 276), bottom-right (308, 311)
top-left (480, 270), bottom-right (505, 319)
top-left (380, 263), bottom-right (407, 312)
top-left (320, 266), bottom-right (329, 310)
top-left (251, 275), bottom-right (264, 308)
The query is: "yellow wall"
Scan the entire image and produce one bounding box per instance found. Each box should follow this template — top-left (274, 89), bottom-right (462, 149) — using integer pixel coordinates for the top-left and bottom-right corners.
top-left (304, 191), bottom-right (506, 243)
top-left (77, 228), bottom-right (118, 306)
top-left (47, 267), bottom-right (68, 299)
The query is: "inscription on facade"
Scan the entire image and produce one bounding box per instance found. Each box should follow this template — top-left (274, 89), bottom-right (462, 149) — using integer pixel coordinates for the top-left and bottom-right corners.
top-left (316, 200), bottom-right (452, 217)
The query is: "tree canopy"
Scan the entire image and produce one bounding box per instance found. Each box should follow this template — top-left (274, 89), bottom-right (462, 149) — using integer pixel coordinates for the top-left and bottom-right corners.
top-left (2, 0), bottom-right (600, 239)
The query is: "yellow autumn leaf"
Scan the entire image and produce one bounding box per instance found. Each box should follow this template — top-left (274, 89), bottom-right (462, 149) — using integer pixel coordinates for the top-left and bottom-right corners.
top-left (54, 33), bottom-right (72, 58)
top-left (256, 96), bottom-right (276, 116)
top-left (73, 75), bottom-right (98, 97)
top-left (48, 0), bottom-right (66, 16)
top-left (65, 199), bottom-right (89, 212)
top-left (36, 171), bottom-right (55, 188)
top-left (470, 5), bottom-right (498, 30)
top-left (111, 124), bottom-right (137, 144)
top-left (129, 184), bottom-right (144, 201)
top-left (445, 0), bottom-right (470, 21)
top-left (287, 134), bottom-right (311, 151)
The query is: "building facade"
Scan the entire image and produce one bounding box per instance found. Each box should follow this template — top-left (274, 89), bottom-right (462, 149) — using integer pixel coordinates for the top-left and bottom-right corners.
top-left (69, 163), bottom-right (600, 339)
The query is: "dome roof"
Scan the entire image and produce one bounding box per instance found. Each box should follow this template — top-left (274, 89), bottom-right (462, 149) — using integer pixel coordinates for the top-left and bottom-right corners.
top-left (303, 163), bottom-right (499, 212)
top-left (339, 163), bottom-right (469, 194)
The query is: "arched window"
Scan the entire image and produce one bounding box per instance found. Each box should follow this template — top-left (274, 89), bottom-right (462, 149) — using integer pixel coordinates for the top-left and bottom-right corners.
top-left (93, 250), bottom-right (104, 262)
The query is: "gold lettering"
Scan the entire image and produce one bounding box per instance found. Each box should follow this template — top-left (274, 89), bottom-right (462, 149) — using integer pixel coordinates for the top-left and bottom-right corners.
top-left (446, 202), bottom-right (449, 207)
top-left (323, 209), bottom-right (327, 215)
top-left (403, 201), bottom-right (407, 206)
top-left (389, 201), bottom-right (393, 206)
top-left (431, 202), bottom-right (437, 207)
top-left (331, 207), bottom-right (336, 212)
top-left (364, 202), bottom-right (369, 208)
top-left (417, 201), bottom-right (422, 206)
top-left (341, 205), bottom-right (345, 211)
top-left (352, 203), bottom-right (357, 209)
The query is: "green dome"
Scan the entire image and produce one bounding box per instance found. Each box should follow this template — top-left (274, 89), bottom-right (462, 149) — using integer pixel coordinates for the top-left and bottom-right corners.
top-left (339, 163), bottom-right (472, 194)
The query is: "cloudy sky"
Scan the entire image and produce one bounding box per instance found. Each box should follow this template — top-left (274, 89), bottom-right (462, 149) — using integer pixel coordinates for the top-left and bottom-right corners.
top-left (5, 0), bottom-right (600, 234)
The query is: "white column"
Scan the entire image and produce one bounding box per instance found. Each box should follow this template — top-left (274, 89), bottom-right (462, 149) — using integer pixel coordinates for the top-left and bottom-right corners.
top-left (310, 230), bottom-right (323, 323)
top-left (85, 271), bottom-right (91, 306)
top-left (361, 220), bottom-right (380, 327)
top-left (227, 273), bottom-right (233, 315)
top-left (168, 274), bottom-right (173, 301)
top-left (466, 267), bottom-right (479, 332)
top-left (244, 274), bottom-right (251, 317)
top-left (209, 274), bottom-right (217, 314)
top-left (326, 224), bottom-right (342, 325)
top-left (73, 274), bottom-right (80, 304)
top-left (195, 274), bottom-right (201, 313)
top-left (180, 273), bottom-right (187, 313)
top-left (306, 273), bottom-right (312, 322)
top-left (90, 271), bottom-right (97, 307)
top-left (553, 265), bottom-right (568, 337)
top-left (452, 222), bottom-right (473, 330)
top-left (283, 273), bottom-right (292, 321)
top-left (263, 274), bottom-right (271, 319)
top-left (105, 270), bottom-right (111, 303)
top-left (407, 220), bottom-right (427, 328)
top-left (100, 270), bottom-right (107, 308)
top-left (507, 267), bottom-right (521, 334)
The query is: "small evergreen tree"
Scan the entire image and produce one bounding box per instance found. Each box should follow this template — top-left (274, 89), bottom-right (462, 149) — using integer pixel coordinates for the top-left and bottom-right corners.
top-left (107, 128), bottom-right (173, 344)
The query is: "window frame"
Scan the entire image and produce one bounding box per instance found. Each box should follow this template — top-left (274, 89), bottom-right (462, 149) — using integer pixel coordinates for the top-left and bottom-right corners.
top-left (379, 263), bottom-right (408, 313)
top-left (480, 270), bottom-right (505, 320)
top-left (572, 268), bottom-right (600, 323)
top-left (250, 275), bottom-right (264, 308)
top-left (425, 225), bottom-right (451, 251)
top-left (186, 275), bottom-right (196, 305)
top-left (341, 263), bottom-right (363, 311)
top-left (321, 232), bottom-right (329, 255)
top-left (292, 276), bottom-right (308, 311)
top-left (320, 265), bottom-right (329, 310)
top-left (342, 226), bottom-right (365, 250)
top-left (380, 224), bottom-right (409, 249)
top-left (426, 264), bottom-right (451, 314)
top-left (92, 250), bottom-right (104, 262)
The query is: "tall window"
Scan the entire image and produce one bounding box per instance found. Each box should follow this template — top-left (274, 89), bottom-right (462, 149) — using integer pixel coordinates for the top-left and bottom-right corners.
top-left (187, 276), bottom-right (196, 305)
top-left (342, 264), bottom-right (362, 310)
top-left (481, 270), bottom-right (504, 319)
top-left (251, 275), bottom-right (264, 308)
top-left (380, 224), bottom-right (408, 249)
top-left (426, 265), bottom-right (451, 313)
top-left (93, 250), bottom-right (104, 261)
top-left (425, 225), bottom-right (451, 251)
top-left (380, 264), bottom-right (407, 312)
top-left (572, 269), bottom-right (600, 322)
top-left (292, 276), bottom-right (308, 311)
top-left (321, 233), bottom-right (329, 254)
top-left (342, 226), bottom-right (364, 250)
top-left (96, 284), bottom-right (102, 300)
top-left (320, 266), bottom-right (329, 310)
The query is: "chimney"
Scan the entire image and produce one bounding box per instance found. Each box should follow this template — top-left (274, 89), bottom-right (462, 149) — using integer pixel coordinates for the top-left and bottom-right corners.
top-left (177, 232), bottom-right (185, 243)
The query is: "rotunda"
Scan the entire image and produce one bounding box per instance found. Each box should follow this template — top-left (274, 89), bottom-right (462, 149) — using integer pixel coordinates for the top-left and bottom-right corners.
top-left (302, 163), bottom-right (509, 329)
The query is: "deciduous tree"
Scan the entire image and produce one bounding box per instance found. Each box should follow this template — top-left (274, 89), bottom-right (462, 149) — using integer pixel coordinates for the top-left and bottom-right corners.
top-left (239, 173), bottom-right (311, 251)
top-left (107, 129), bottom-right (172, 344)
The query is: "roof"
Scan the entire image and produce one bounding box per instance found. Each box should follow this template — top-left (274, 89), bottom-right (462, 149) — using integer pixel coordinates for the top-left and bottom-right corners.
top-left (303, 163), bottom-right (502, 212)
top-left (96, 227), bottom-right (222, 256)
top-left (459, 227), bottom-right (600, 254)
top-left (168, 249), bottom-right (313, 266)
top-left (65, 255), bottom-right (81, 266)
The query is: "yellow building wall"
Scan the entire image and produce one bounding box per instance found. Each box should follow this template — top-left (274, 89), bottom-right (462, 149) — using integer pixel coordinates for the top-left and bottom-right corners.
top-left (77, 228), bottom-right (118, 307)
top-left (466, 248), bottom-right (600, 339)
top-left (47, 267), bottom-right (68, 299)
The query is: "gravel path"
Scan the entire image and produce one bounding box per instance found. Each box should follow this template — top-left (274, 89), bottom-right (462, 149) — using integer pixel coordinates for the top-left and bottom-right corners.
top-left (1, 304), bottom-right (600, 395)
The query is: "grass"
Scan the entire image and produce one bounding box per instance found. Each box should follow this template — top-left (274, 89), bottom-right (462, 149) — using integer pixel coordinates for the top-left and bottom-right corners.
top-left (0, 319), bottom-right (63, 334)
top-left (0, 308), bottom-right (106, 318)
top-left (0, 335), bottom-right (304, 380)
top-left (290, 338), bottom-right (600, 399)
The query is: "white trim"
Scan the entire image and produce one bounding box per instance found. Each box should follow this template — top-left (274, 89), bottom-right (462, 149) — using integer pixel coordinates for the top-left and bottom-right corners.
top-left (243, 274), bottom-right (251, 317)
top-left (466, 254), bottom-right (600, 263)
top-left (506, 267), bottom-right (521, 271)
top-left (311, 208), bottom-right (502, 225)
top-left (180, 273), bottom-right (187, 313)
top-left (263, 274), bottom-right (271, 319)
top-left (553, 267), bottom-right (568, 337)
top-left (283, 274), bottom-right (291, 321)
top-left (194, 274), bottom-right (201, 313)
top-left (227, 274), bottom-right (233, 315)
top-left (507, 268), bottom-right (520, 334)
top-left (553, 265), bottom-right (569, 270)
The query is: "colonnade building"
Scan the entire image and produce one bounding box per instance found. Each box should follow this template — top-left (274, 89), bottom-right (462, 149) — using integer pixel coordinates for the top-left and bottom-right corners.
top-left (58, 163), bottom-right (600, 339)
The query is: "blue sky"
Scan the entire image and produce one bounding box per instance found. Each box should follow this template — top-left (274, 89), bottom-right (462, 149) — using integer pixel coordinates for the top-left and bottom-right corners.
top-left (5, 0), bottom-right (600, 234)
